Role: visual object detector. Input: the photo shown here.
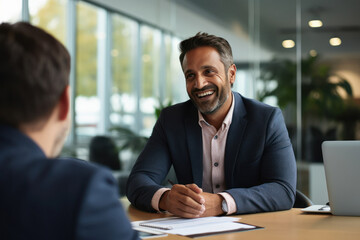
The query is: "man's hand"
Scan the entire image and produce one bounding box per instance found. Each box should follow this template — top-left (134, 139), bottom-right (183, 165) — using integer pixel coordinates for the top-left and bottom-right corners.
top-left (198, 192), bottom-right (225, 217)
top-left (159, 184), bottom-right (205, 218)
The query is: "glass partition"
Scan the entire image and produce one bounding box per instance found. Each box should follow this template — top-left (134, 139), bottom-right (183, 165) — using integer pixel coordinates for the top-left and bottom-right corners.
top-left (300, 0), bottom-right (360, 164)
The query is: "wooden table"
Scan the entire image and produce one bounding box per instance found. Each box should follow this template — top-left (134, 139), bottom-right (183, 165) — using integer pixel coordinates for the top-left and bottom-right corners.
top-left (122, 199), bottom-right (360, 240)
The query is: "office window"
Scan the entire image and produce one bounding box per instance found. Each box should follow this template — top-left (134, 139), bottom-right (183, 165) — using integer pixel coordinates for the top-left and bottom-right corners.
top-left (164, 34), bottom-right (173, 101)
top-left (3, 0), bottom-right (187, 152)
top-left (171, 37), bottom-right (187, 104)
top-left (75, 1), bottom-right (100, 138)
top-left (29, 0), bottom-right (67, 44)
top-left (0, 0), bottom-right (22, 23)
top-left (164, 36), bottom-right (186, 104)
top-left (233, 69), bottom-right (254, 99)
top-left (110, 14), bottom-right (138, 131)
top-left (140, 25), bottom-right (161, 135)
top-left (164, 35), bottom-right (186, 104)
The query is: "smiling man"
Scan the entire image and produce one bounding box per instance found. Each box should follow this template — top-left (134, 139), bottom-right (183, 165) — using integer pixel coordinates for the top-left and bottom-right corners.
top-left (126, 32), bottom-right (296, 218)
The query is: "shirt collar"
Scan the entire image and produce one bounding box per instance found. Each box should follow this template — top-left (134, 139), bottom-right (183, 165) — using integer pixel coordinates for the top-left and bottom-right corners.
top-left (198, 92), bottom-right (235, 129)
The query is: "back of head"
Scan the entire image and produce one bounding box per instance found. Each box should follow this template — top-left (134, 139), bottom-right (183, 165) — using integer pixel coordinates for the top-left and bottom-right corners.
top-left (179, 32), bottom-right (234, 71)
top-left (0, 22), bottom-right (70, 128)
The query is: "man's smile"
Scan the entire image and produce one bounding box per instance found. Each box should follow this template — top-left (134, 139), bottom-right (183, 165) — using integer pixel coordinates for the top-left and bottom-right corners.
top-left (196, 90), bottom-right (215, 98)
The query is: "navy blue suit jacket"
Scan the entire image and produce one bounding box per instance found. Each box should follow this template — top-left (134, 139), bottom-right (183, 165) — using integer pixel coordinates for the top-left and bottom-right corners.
top-left (127, 92), bottom-right (297, 214)
top-left (0, 125), bottom-right (138, 240)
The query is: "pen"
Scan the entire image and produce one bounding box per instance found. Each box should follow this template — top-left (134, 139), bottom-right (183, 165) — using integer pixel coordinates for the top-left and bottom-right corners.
top-left (168, 179), bottom-right (175, 186)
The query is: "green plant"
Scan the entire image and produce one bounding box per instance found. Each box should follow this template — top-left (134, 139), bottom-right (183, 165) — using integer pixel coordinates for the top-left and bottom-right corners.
top-left (155, 98), bottom-right (172, 119)
top-left (109, 98), bottom-right (173, 168)
top-left (258, 55), bottom-right (354, 119)
top-left (258, 55), bottom-right (360, 143)
top-left (109, 127), bottom-right (149, 154)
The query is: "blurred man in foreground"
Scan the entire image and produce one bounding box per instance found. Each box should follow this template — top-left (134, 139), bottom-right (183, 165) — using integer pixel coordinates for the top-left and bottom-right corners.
top-left (0, 22), bottom-right (138, 240)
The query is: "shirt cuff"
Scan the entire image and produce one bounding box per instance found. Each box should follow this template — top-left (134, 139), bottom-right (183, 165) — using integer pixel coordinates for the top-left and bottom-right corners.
top-left (218, 192), bottom-right (237, 215)
top-left (151, 187), bottom-right (171, 211)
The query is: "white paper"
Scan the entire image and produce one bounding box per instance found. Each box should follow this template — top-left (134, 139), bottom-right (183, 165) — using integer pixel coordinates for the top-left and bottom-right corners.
top-left (132, 216), bottom-right (255, 236)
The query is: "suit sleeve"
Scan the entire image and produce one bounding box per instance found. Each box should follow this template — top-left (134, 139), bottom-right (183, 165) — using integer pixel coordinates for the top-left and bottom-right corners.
top-left (75, 168), bottom-right (139, 240)
top-left (126, 114), bottom-right (173, 212)
top-left (226, 108), bottom-right (297, 214)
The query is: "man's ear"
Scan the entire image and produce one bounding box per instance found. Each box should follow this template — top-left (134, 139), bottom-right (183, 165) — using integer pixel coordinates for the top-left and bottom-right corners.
top-left (58, 85), bottom-right (70, 121)
top-left (228, 64), bottom-right (237, 85)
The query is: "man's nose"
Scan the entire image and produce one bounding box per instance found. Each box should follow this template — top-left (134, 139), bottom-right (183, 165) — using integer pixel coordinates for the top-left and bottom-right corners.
top-left (194, 75), bottom-right (207, 89)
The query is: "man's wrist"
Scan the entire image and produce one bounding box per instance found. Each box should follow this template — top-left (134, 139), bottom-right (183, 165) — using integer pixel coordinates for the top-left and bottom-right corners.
top-left (210, 193), bottom-right (226, 216)
top-left (159, 190), bottom-right (170, 211)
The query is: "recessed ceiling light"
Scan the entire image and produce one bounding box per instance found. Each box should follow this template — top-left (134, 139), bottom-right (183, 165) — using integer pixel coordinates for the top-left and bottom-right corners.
top-left (309, 49), bottom-right (317, 57)
top-left (282, 39), bottom-right (295, 48)
top-left (308, 20), bottom-right (323, 28)
top-left (329, 37), bottom-right (341, 46)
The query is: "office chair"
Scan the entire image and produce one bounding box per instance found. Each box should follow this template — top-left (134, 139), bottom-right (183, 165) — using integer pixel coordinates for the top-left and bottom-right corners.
top-left (293, 189), bottom-right (313, 208)
top-left (89, 136), bottom-right (121, 171)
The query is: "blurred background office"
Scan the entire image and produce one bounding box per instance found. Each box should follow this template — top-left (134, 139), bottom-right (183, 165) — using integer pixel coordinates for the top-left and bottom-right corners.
top-left (1, 0), bottom-right (359, 204)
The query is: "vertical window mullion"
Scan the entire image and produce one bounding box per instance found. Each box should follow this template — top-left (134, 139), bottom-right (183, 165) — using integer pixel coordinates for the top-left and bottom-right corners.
top-left (135, 24), bottom-right (142, 135)
top-left (159, 32), bottom-right (166, 105)
top-left (21, 0), bottom-right (29, 21)
top-left (66, 0), bottom-right (77, 146)
top-left (96, 9), bottom-right (111, 134)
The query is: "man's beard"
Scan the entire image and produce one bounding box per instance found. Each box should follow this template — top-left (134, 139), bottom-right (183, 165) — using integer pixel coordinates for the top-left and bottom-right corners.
top-left (190, 76), bottom-right (230, 115)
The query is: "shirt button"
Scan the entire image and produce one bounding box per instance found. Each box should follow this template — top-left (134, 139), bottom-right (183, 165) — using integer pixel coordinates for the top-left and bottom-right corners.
top-left (214, 162), bottom-right (219, 167)
top-left (214, 135), bottom-right (218, 140)
top-left (215, 184), bottom-right (220, 188)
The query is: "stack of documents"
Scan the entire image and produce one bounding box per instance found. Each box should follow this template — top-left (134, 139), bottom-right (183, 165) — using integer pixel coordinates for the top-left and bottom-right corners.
top-left (132, 216), bottom-right (257, 237)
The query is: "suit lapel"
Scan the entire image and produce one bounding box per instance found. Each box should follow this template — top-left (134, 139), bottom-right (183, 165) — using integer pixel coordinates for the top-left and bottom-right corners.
top-left (224, 93), bottom-right (247, 188)
top-left (185, 105), bottom-right (203, 187)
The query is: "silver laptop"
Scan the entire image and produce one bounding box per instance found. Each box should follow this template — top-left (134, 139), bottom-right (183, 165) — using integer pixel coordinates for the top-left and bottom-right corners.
top-left (322, 140), bottom-right (360, 216)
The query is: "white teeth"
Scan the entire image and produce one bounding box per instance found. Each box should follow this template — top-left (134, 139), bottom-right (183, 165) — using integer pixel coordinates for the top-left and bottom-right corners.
top-left (197, 91), bottom-right (214, 98)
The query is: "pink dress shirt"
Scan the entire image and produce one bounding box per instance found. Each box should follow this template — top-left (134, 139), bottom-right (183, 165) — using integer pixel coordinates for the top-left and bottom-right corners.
top-left (151, 94), bottom-right (237, 214)
top-left (198, 93), bottom-right (236, 214)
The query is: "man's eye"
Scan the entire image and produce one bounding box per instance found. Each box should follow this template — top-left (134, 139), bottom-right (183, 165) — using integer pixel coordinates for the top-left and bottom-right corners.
top-left (186, 73), bottom-right (195, 79)
top-left (205, 69), bottom-right (214, 74)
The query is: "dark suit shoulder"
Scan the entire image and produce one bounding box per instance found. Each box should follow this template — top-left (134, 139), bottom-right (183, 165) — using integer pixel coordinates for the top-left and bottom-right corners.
top-left (0, 153), bottom-right (117, 239)
top-left (156, 100), bottom-right (198, 130)
top-left (160, 100), bottom-right (195, 117)
top-left (233, 92), bottom-right (280, 120)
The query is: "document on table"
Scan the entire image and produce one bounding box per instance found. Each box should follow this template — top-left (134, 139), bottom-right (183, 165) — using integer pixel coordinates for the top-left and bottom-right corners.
top-left (132, 216), bottom-right (260, 238)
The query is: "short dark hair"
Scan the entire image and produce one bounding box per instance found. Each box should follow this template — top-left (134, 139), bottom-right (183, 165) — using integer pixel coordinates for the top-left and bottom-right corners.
top-left (179, 32), bottom-right (234, 71)
top-left (0, 22), bottom-right (70, 127)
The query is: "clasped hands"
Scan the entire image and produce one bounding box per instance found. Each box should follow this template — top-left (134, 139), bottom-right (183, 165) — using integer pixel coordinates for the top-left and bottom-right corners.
top-left (158, 183), bottom-right (224, 218)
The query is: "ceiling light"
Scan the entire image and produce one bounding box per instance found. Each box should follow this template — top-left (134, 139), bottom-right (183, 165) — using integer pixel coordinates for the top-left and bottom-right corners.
top-left (329, 37), bottom-right (341, 46)
top-left (308, 20), bottom-right (323, 28)
top-left (282, 40), bottom-right (295, 48)
top-left (309, 50), bottom-right (317, 57)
